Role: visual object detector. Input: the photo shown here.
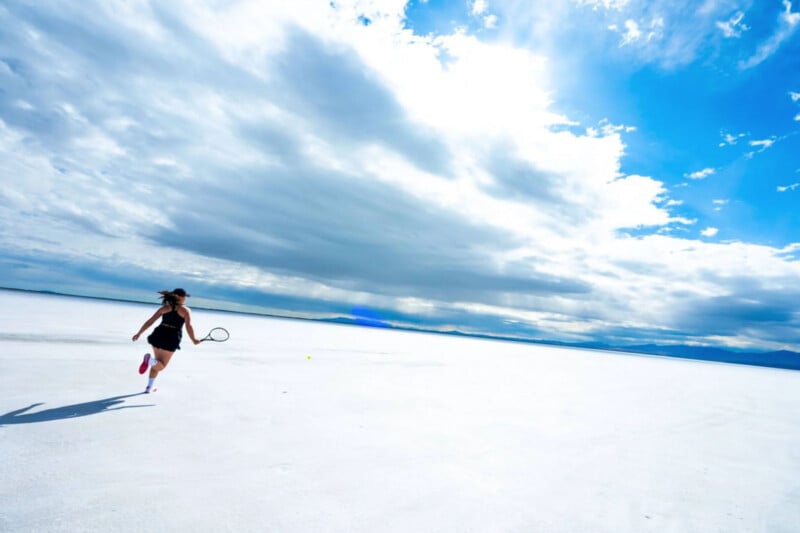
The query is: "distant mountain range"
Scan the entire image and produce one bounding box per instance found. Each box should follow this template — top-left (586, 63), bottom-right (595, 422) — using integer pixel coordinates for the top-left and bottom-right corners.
top-left (567, 341), bottom-right (800, 370)
top-left (322, 317), bottom-right (800, 371)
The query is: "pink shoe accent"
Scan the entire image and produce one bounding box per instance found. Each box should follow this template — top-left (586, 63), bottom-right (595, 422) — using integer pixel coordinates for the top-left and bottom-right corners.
top-left (139, 353), bottom-right (151, 374)
top-left (144, 386), bottom-right (157, 394)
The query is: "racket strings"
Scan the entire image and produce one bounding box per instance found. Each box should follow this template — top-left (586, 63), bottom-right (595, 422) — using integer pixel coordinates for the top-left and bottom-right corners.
top-left (204, 327), bottom-right (229, 342)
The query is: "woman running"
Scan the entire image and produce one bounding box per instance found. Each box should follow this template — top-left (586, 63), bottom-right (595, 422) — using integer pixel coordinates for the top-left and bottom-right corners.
top-left (132, 288), bottom-right (200, 393)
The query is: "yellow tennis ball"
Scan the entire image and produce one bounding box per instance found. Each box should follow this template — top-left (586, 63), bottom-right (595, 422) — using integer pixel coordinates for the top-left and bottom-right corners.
top-left (307, 355), bottom-right (311, 360)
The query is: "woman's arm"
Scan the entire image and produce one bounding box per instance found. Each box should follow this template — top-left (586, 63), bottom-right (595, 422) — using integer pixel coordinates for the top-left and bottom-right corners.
top-left (132, 306), bottom-right (168, 341)
top-left (181, 307), bottom-right (200, 345)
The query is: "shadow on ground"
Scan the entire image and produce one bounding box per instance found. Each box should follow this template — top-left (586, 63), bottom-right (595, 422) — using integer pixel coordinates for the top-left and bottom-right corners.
top-left (0, 394), bottom-right (152, 426)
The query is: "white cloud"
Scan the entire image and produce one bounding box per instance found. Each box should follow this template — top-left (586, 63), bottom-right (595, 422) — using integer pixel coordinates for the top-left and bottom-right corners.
top-left (470, 1), bottom-right (497, 29)
top-left (701, 227), bottom-right (719, 237)
top-left (712, 198), bottom-right (728, 211)
top-left (785, 0), bottom-right (800, 24)
top-left (750, 138), bottom-right (776, 150)
top-left (468, 0), bottom-right (800, 72)
top-left (685, 167), bottom-right (715, 180)
top-left (571, 1), bottom-right (740, 67)
top-left (739, 0), bottom-right (800, 69)
top-left (744, 136), bottom-right (780, 158)
top-left (716, 11), bottom-right (749, 38)
top-left (0, 119), bottom-right (161, 244)
top-left (472, 0), bottom-right (489, 16)
top-left (615, 17), bottom-right (664, 46)
top-left (598, 119), bottom-right (637, 135)
top-left (719, 131), bottom-right (746, 147)
top-left (577, 0), bottom-right (630, 10)
top-left (777, 183), bottom-right (800, 192)
top-left (619, 19), bottom-right (642, 45)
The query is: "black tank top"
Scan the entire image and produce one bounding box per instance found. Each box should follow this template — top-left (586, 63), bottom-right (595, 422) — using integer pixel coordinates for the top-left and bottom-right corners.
top-left (161, 308), bottom-right (185, 328)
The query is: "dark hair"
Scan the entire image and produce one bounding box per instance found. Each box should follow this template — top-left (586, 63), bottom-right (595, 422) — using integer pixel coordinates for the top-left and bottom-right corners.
top-left (158, 288), bottom-right (190, 309)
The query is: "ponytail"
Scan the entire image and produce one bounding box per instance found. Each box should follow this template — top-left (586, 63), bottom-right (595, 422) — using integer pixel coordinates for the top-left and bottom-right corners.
top-left (158, 290), bottom-right (179, 310)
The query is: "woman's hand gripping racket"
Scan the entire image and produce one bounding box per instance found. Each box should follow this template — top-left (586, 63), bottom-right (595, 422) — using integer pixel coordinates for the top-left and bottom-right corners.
top-left (200, 327), bottom-right (230, 343)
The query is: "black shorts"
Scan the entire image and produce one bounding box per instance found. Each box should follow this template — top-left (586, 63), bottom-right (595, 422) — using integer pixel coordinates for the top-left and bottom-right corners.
top-left (147, 325), bottom-right (182, 351)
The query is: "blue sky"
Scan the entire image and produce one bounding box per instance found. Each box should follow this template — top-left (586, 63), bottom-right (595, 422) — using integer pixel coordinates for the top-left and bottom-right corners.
top-left (0, 0), bottom-right (798, 351)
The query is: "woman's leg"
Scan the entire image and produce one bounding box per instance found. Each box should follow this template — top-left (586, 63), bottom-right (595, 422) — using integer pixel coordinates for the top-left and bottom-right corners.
top-left (149, 348), bottom-right (174, 378)
top-left (145, 348), bottom-right (174, 392)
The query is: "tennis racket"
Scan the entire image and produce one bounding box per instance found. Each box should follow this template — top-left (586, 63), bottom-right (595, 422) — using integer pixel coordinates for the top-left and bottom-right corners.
top-left (200, 327), bottom-right (229, 342)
